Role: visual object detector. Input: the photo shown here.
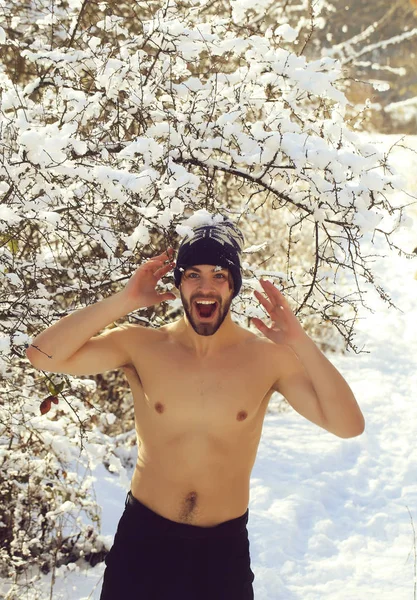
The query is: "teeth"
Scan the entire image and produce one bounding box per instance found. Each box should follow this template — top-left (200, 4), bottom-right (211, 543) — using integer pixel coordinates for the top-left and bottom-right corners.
top-left (196, 301), bottom-right (216, 305)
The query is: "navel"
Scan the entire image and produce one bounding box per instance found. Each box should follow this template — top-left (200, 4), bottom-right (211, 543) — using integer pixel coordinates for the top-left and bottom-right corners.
top-left (178, 491), bottom-right (199, 522)
top-left (236, 410), bottom-right (248, 421)
top-left (154, 402), bottom-right (165, 414)
top-left (185, 491), bottom-right (198, 505)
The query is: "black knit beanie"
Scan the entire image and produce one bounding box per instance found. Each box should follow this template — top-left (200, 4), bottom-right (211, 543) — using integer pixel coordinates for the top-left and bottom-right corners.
top-left (173, 220), bottom-right (245, 299)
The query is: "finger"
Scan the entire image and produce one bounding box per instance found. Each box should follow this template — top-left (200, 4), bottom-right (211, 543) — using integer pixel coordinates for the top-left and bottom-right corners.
top-left (148, 255), bottom-right (167, 263)
top-left (156, 247), bottom-right (175, 260)
top-left (253, 289), bottom-right (274, 315)
top-left (253, 317), bottom-right (282, 342)
top-left (258, 283), bottom-right (288, 314)
top-left (140, 261), bottom-right (164, 274)
top-left (156, 291), bottom-right (176, 302)
top-left (154, 262), bottom-right (175, 279)
top-left (260, 280), bottom-right (290, 307)
top-left (251, 316), bottom-right (263, 329)
top-left (251, 317), bottom-right (270, 335)
top-left (148, 249), bottom-right (173, 263)
top-left (259, 279), bottom-right (282, 301)
top-left (143, 257), bottom-right (168, 269)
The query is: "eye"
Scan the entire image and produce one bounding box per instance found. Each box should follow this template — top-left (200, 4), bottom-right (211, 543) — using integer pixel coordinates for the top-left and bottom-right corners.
top-left (186, 272), bottom-right (225, 279)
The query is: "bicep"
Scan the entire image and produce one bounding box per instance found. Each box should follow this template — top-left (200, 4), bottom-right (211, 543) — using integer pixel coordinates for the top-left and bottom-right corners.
top-left (272, 347), bottom-right (327, 430)
top-left (27, 325), bottom-right (134, 377)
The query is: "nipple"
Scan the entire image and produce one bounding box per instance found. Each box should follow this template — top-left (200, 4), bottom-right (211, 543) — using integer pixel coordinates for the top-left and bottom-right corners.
top-left (154, 402), bottom-right (164, 414)
top-left (237, 410), bottom-right (248, 421)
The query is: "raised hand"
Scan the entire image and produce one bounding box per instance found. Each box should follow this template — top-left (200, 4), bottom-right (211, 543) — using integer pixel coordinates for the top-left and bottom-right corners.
top-left (121, 248), bottom-right (177, 310)
top-left (252, 279), bottom-right (306, 346)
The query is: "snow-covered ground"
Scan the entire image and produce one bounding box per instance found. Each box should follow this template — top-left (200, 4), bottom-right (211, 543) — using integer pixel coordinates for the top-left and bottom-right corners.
top-left (3, 135), bottom-right (417, 599)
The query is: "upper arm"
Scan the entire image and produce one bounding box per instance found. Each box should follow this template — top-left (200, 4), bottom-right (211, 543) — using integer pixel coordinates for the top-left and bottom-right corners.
top-left (26, 324), bottom-right (138, 377)
top-left (271, 345), bottom-right (327, 431)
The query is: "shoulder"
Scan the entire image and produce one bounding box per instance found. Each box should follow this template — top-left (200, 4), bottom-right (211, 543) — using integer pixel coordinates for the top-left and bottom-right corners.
top-left (123, 322), bottom-right (163, 335)
top-left (119, 323), bottom-right (163, 379)
top-left (240, 332), bottom-right (303, 395)
top-left (243, 328), bottom-right (281, 355)
top-left (122, 321), bottom-right (170, 348)
top-left (246, 332), bottom-right (301, 377)
top-left (239, 328), bottom-right (291, 367)
top-left (116, 322), bottom-right (158, 356)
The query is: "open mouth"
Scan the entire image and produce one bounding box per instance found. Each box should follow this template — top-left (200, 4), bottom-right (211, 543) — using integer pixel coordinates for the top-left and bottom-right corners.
top-left (194, 300), bottom-right (218, 320)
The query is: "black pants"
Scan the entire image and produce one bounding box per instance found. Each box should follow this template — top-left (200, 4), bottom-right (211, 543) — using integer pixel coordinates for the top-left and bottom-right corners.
top-left (100, 490), bottom-right (255, 600)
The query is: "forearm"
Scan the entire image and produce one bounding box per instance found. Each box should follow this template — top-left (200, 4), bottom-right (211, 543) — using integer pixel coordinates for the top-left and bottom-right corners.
top-left (290, 332), bottom-right (365, 437)
top-left (26, 291), bottom-right (134, 364)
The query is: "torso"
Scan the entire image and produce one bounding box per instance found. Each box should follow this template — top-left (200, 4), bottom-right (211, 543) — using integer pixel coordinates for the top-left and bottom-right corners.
top-left (121, 322), bottom-right (282, 527)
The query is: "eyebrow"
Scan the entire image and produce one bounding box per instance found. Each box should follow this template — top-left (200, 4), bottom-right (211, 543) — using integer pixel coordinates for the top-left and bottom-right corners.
top-left (185, 267), bottom-right (227, 273)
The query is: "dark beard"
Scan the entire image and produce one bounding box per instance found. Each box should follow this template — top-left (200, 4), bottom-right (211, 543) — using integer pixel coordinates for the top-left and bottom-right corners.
top-left (180, 290), bottom-right (233, 336)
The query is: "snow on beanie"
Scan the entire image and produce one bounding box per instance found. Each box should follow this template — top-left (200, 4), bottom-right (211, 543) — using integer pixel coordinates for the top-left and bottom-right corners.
top-left (173, 220), bottom-right (245, 299)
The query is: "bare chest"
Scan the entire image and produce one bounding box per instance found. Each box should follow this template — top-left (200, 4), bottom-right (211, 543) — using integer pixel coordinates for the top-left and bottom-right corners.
top-left (124, 333), bottom-right (277, 440)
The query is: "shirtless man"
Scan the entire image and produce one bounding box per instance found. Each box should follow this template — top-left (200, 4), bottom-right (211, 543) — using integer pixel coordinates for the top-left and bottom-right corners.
top-left (26, 219), bottom-right (365, 600)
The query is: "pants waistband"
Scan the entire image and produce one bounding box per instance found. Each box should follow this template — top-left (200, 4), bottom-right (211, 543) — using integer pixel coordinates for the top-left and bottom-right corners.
top-left (124, 490), bottom-right (249, 539)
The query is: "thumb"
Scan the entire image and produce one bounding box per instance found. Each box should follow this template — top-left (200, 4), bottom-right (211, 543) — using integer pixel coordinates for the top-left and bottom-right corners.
top-left (252, 317), bottom-right (270, 336)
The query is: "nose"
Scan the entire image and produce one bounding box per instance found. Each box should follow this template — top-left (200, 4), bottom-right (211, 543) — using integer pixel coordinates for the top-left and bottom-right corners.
top-left (196, 277), bottom-right (217, 294)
